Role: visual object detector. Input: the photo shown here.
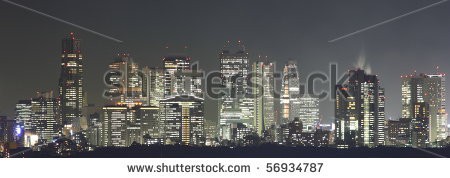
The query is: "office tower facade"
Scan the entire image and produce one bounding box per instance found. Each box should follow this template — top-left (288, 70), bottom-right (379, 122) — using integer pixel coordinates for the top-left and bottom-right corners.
top-left (335, 85), bottom-right (358, 148)
top-left (411, 117), bottom-right (430, 148)
top-left (16, 91), bottom-right (59, 142)
top-left (0, 116), bottom-right (17, 144)
top-left (299, 129), bottom-right (331, 147)
top-left (15, 100), bottom-right (33, 131)
top-left (378, 88), bottom-right (386, 145)
top-left (219, 123), bottom-right (252, 144)
top-left (59, 32), bottom-right (85, 133)
top-left (101, 105), bottom-right (160, 147)
top-left (136, 106), bottom-right (160, 139)
top-left (86, 113), bottom-right (102, 147)
top-left (101, 106), bottom-right (128, 147)
top-left (401, 73), bottom-right (447, 143)
top-left (277, 118), bottom-right (303, 145)
top-left (31, 91), bottom-right (59, 142)
top-left (163, 56), bottom-right (190, 97)
top-left (280, 61), bottom-right (301, 124)
top-left (334, 69), bottom-right (385, 148)
top-left (159, 95), bottom-right (205, 146)
top-left (386, 118), bottom-right (412, 146)
top-left (142, 67), bottom-right (164, 107)
top-left (218, 41), bottom-right (250, 128)
top-left (386, 117), bottom-right (429, 148)
top-left (106, 53), bottom-right (144, 107)
top-left (298, 96), bottom-right (320, 133)
top-left (163, 56), bottom-right (203, 98)
top-left (204, 120), bottom-right (218, 146)
top-left (251, 60), bottom-right (275, 136)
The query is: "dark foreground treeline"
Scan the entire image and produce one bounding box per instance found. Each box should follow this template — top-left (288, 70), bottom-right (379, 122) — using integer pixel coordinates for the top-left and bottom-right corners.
top-left (16, 144), bottom-right (450, 158)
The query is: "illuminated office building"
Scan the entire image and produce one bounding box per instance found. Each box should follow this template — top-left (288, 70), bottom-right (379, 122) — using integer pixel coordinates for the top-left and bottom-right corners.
top-left (163, 56), bottom-right (194, 97)
top-left (16, 91), bottom-right (59, 143)
top-left (159, 95), bottom-right (205, 146)
top-left (299, 129), bottom-right (331, 147)
top-left (31, 91), bottom-right (59, 142)
top-left (101, 105), bottom-right (160, 147)
top-left (386, 117), bottom-right (429, 148)
top-left (101, 106), bottom-right (128, 147)
top-left (86, 113), bottom-right (102, 147)
top-left (251, 59), bottom-right (275, 136)
top-left (204, 120), bottom-right (219, 146)
top-left (106, 53), bottom-right (144, 107)
top-left (136, 106), bottom-right (160, 139)
top-left (59, 32), bottom-right (85, 134)
top-left (386, 118), bottom-right (412, 146)
top-left (218, 41), bottom-right (250, 130)
top-left (298, 96), bottom-right (320, 133)
top-left (411, 117), bottom-right (430, 148)
top-left (277, 118), bottom-right (303, 145)
top-left (335, 85), bottom-right (357, 147)
top-left (280, 61), bottom-right (301, 124)
top-left (401, 72), bottom-right (447, 143)
top-left (0, 116), bottom-right (17, 144)
top-left (15, 100), bottom-right (33, 131)
top-left (163, 56), bottom-right (189, 97)
top-left (334, 69), bottom-right (385, 148)
top-left (163, 56), bottom-right (203, 98)
top-left (378, 88), bottom-right (386, 145)
top-left (142, 67), bottom-right (164, 107)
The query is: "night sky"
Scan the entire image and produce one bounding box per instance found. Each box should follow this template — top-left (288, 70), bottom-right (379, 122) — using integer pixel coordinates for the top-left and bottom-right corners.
top-left (1, 0), bottom-right (450, 124)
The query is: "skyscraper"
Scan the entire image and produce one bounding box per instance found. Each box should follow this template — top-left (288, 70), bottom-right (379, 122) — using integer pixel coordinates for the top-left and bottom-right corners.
top-left (0, 116), bottom-right (17, 145)
top-left (159, 95), bottom-right (205, 146)
top-left (298, 96), bottom-right (320, 133)
top-left (16, 91), bottom-right (59, 142)
top-left (335, 85), bottom-right (357, 148)
top-left (277, 117), bottom-right (303, 145)
top-left (251, 59), bottom-right (275, 136)
top-left (378, 87), bottom-right (386, 145)
top-left (142, 67), bottom-right (164, 107)
top-left (15, 100), bottom-right (33, 131)
top-left (163, 56), bottom-right (191, 97)
top-left (101, 106), bottom-right (128, 147)
top-left (59, 32), bottom-right (85, 134)
top-left (335, 69), bottom-right (385, 148)
top-left (106, 53), bottom-right (144, 107)
top-left (218, 41), bottom-right (250, 132)
top-left (31, 91), bottom-right (59, 142)
top-left (401, 72), bottom-right (447, 143)
top-left (280, 61), bottom-right (301, 124)
top-left (101, 105), bottom-right (160, 147)
top-left (136, 105), bottom-right (160, 139)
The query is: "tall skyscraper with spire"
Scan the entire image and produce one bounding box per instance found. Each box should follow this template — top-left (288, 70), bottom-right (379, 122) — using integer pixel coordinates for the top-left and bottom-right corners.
top-left (59, 32), bottom-right (85, 135)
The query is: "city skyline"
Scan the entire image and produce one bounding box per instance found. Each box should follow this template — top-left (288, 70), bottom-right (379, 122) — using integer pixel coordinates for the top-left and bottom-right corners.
top-left (1, 33), bottom-right (449, 126)
top-left (2, 0), bottom-right (450, 125)
top-left (2, 1), bottom-right (450, 160)
top-left (3, 32), bottom-right (448, 148)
